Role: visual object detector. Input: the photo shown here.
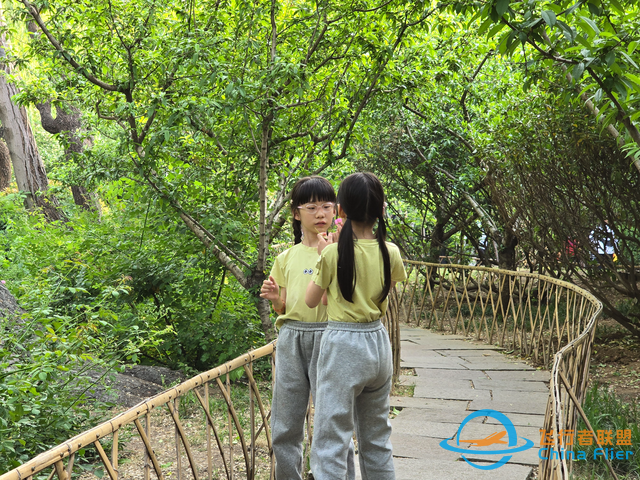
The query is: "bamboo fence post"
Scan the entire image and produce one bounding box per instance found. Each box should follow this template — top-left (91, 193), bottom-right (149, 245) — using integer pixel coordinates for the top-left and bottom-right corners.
top-left (242, 365), bottom-right (272, 451)
top-left (167, 401), bottom-right (200, 480)
top-left (93, 441), bottom-right (117, 480)
top-left (64, 453), bottom-right (74, 480)
top-left (193, 389), bottom-right (230, 479)
top-left (53, 461), bottom-right (66, 480)
top-left (134, 417), bottom-right (164, 480)
top-left (215, 375), bottom-right (252, 477)
top-left (175, 397), bottom-right (182, 480)
top-left (205, 383), bottom-right (212, 480)
top-left (416, 269), bottom-right (429, 326)
top-left (144, 413), bottom-right (151, 480)
top-left (226, 373), bottom-right (233, 480)
top-left (249, 361), bottom-right (256, 480)
top-left (558, 371), bottom-right (620, 480)
top-left (112, 429), bottom-right (119, 480)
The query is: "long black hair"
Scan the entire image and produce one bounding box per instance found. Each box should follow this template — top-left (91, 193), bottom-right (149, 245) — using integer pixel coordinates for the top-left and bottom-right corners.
top-left (336, 172), bottom-right (391, 303)
top-left (290, 176), bottom-right (336, 244)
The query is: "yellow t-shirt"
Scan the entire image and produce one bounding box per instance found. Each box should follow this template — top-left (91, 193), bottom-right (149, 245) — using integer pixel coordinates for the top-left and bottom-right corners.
top-left (270, 243), bottom-right (328, 329)
top-left (311, 239), bottom-right (407, 322)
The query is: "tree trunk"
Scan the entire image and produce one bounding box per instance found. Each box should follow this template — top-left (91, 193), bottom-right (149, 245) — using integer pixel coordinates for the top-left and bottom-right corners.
top-left (498, 229), bottom-right (519, 271)
top-left (36, 100), bottom-right (100, 213)
top-left (0, 138), bottom-right (10, 190)
top-left (0, 12), bottom-right (62, 220)
top-left (257, 297), bottom-right (275, 342)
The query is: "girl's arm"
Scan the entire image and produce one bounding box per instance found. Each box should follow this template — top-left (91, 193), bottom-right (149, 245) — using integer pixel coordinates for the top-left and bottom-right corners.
top-left (260, 276), bottom-right (287, 314)
top-left (306, 281), bottom-right (325, 308)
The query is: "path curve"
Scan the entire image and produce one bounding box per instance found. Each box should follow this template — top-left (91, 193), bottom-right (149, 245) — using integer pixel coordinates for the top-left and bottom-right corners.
top-left (386, 326), bottom-right (546, 480)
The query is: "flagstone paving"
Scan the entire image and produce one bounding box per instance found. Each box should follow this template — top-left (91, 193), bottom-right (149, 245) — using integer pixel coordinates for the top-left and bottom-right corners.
top-left (358, 326), bottom-right (549, 480)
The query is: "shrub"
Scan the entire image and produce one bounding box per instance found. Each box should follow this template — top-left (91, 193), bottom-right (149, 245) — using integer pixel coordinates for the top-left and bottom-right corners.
top-left (572, 383), bottom-right (640, 479)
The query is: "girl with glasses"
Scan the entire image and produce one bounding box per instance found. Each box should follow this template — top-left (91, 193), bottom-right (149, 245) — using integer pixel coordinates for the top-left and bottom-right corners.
top-left (261, 176), bottom-right (355, 480)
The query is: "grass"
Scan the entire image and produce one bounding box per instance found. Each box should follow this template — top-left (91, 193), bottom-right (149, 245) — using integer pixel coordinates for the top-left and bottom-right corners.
top-left (570, 383), bottom-right (640, 480)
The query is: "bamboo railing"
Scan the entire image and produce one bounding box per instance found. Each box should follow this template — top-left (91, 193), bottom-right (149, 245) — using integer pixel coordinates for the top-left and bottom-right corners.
top-left (1, 343), bottom-right (277, 480)
top-left (1, 261), bottom-right (602, 480)
top-left (389, 261), bottom-right (603, 480)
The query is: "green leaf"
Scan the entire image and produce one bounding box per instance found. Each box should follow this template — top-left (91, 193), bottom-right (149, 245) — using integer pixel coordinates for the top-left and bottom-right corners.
top-left (487, 22), bottom-right (507, 37)
top-left (571, 62), bottom-right (585, 81)
top-left (605, 50), bottom-right (616, 67)
top-left (608, 0), bottom-right (624, 14)
top-left (613, 77), bottom-right (627, 99)
top-left (575, 35), bottom-right (591, 48)
top-left (541, 10), bottom-right (556, 27)
top-left (578, 82), bottom-right (598, 97)
top-left (624, 72), bottom-right (640, 87)
top-left (620, 51), bottom-right (639, 69)
top-left (478, 17), bottom-right (494, 35)
top-left (594, 88), bottom-right (603, 102)
top-left (587, 2), bottom-right (602, 15)
top-left (496, 0), bottom-right (510, 17)
top-left (556, 20), bottom-right (576, 42)
top-left (579, 16), bottom-right (600, 37)
top-left (564, 2), bottom-right (582, 16)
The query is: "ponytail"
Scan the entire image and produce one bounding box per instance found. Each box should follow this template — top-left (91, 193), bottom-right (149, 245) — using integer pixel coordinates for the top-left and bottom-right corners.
top-left (337, 218), bottom-right (356, 302)
top-left (293, 219), bottom-right (303, 244)
top-left (376, 215), bottom-right (392, 302)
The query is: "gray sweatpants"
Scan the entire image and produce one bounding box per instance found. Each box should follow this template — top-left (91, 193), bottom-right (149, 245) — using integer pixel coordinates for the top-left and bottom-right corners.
top-left (272, 321), bottom-right (355, 480)
top-left (311, 320), bottom-right (394, 480)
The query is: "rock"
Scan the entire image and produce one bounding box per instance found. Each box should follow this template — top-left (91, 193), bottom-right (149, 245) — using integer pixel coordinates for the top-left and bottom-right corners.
top-left (0, 283), bottom-right (24, 318)
top-left (83, 365), bottom-right (187, 408)
top-left (122, 365), bottom-right (186, 388)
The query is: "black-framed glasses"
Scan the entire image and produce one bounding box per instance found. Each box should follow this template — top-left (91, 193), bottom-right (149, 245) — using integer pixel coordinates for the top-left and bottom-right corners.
top-left (297, 202), bottom-right (335, 214)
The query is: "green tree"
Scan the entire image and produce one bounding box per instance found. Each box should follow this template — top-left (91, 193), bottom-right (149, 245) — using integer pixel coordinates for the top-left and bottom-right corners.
top-left (463, 0), bottom-right (640, 173)
top-left (359, 14), bottom-right (524, 269)
top-left (15, 0), bottom-right (434, 337)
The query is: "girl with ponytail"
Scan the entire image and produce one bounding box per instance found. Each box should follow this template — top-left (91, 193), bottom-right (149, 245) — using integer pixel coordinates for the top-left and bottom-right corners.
top-left (260, 176), bottom-right (355, 480)
top-left (306, 172), bottom-right (407, 480)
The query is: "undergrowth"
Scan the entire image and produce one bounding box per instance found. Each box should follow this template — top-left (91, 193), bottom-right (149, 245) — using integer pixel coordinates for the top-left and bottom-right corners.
top-left (571, 383), bottom-right (640, 479)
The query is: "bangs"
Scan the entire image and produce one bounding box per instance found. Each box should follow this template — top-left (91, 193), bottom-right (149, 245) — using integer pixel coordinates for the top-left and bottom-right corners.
top-left (293, 177), bottom-right (336, 205)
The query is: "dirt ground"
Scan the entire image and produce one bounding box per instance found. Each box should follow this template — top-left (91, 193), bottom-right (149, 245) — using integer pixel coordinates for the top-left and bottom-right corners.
top-left (78, 394), bottom-right (273, 480)
top-left (589, 318), bottom-right (640, 404)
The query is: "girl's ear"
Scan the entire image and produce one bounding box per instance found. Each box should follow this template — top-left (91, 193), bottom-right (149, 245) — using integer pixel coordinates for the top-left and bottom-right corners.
top-left (294, 210), bottom-right (301, 221)
top-left (337, 204), bottom-right (347, 219)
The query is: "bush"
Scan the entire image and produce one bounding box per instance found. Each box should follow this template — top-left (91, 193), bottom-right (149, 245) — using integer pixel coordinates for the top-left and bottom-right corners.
top-left (0, 188), bottom-right (266, 471)
top-left (0, 305), bottom-right (115, 473)
top-left (572, 383), bottom-right (640, 479)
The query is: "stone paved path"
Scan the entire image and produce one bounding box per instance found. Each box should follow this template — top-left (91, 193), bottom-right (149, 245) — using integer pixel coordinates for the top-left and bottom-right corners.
top-left (360, 326), bottom-right (549, 480)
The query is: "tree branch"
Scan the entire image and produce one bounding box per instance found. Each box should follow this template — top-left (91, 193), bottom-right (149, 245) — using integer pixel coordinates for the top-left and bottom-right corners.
top-left (20, 0), bottom-right (124, 92)
top-left (460, 50), bottom-right (493, 123)
top-left (405, 124), bottom-right (501, 243)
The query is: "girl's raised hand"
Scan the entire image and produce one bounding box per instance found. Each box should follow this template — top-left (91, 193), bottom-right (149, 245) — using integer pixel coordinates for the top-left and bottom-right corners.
top-left (260, 276), bottom-right (280, 302)
top-left (316, 225), bottom-right (342, 254)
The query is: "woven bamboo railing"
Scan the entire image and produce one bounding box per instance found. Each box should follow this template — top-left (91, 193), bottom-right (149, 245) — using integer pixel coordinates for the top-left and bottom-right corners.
top-left (1, 342), bottom-right (277, 480)
top-left (389, 261), bottom-right (603, 480)
top-left (1, 261), bottom-right (602, 480)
